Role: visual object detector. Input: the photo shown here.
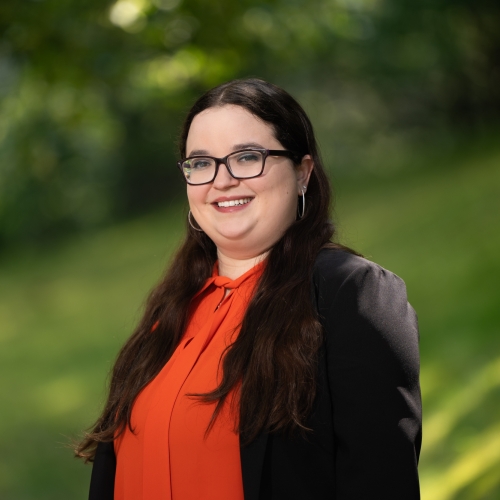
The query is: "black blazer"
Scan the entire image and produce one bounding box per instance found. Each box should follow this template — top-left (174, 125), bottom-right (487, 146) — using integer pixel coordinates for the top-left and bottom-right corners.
top-left (89, 249), bottom-right (422, 499)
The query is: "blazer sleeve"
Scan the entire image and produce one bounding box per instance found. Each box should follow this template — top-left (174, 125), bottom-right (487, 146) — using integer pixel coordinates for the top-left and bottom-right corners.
top-left (315, 254), bottom-right (422, 499)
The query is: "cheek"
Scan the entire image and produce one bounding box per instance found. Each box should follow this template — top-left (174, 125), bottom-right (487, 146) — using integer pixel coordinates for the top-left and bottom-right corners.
top-left (186, 186), bottom-right (206, 209)
top-left (259, 185), bottom-right (298, 229)
top-left (262, 175), bottom-right (297, 208)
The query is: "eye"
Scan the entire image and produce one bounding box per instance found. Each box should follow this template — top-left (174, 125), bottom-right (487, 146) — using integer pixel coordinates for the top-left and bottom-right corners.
top-left (233, 151), bottom-right (262, 165)
top-left (189, 158), bottom-right (213, 170)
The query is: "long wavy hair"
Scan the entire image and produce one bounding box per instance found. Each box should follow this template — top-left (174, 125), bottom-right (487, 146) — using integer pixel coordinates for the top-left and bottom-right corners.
top-left (76, 78), bottom-right (353, 461)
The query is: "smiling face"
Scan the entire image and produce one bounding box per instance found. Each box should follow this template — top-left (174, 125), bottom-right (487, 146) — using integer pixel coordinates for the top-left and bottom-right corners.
top-left (185, 105), bottom-right (313, 261)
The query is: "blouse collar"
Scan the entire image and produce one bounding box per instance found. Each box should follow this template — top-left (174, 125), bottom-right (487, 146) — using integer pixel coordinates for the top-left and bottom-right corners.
top-left (194, 259), bottom-right (266, 299)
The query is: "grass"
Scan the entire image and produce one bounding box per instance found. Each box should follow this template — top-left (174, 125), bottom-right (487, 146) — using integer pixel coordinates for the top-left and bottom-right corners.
top-left (0, 207), bottom-right (186, 499)
top-left (0, 138), bottom-right (499, 499)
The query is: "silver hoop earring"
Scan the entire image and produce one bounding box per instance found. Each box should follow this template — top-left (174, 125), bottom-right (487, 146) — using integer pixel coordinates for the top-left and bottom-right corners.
top-left (297, 188), bottom-right (306, 220)
top-left (188, 210), bottom-right (203, 232)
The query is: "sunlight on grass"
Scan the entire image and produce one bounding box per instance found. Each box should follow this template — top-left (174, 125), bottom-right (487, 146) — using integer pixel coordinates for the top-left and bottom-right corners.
top-left (423, 356), bottom-right (500, 453)
top-left (421, 423), bottom-right (500, 500)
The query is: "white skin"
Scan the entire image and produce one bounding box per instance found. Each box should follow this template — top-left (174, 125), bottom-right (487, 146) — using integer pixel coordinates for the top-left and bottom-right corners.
top-left (186, 105), bottom-right (313, 280)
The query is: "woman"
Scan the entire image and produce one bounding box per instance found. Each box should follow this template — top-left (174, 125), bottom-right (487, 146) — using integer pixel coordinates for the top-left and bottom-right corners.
top-left (78, 78), bottom-right (422, 499)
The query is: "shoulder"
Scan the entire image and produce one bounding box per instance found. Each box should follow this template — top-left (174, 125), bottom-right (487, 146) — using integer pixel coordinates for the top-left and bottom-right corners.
top-left (313, 247), bottom-right (419, 379)
top-left (312, 248), bottom-right (409, 314)
top-left (313, 247), bottom-right (376, 287)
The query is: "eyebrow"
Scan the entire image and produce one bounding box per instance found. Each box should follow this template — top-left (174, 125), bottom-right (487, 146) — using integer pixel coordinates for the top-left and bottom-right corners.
top-left (187, 142), bottom-right (266, 157)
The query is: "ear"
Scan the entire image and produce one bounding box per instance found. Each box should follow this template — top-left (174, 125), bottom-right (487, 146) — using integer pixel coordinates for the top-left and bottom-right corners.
top-left (295, 155), bottom-right (314, 194)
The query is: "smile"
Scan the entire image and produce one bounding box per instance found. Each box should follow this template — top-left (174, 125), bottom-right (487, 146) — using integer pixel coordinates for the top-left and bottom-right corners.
top-left (216, 198), bottom-right (252, 208)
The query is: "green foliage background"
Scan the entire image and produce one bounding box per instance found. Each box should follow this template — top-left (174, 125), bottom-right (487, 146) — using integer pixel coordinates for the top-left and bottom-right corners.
top-left (1, 0), bottom-right (499, 498)
top-left (1, 0), bottom-right (499, 245)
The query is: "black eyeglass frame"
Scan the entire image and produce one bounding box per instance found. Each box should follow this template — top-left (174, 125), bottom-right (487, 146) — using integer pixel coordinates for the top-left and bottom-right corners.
top-left (177, 148), bottom-right (301, 185)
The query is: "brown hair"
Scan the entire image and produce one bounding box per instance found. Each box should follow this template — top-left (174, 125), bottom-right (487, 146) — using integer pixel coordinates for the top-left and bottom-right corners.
top-left (77, 78), bottom-right (353, 460)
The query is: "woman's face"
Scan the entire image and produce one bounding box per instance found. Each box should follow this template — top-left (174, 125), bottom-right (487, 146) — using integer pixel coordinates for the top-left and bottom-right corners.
top-left (185, 105), bottom-right (313, 260)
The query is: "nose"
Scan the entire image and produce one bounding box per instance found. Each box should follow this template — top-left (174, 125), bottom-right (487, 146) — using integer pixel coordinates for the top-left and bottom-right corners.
top-left (212, 161), bottom-right (239, 189)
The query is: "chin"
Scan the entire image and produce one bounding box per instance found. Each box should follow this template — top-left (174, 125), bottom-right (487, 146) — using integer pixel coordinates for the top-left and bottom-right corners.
top-left (211, 223), bottom-right (254, 242)
top-left (210, 232), bottom-right (261, 255)
top-left (215, 231), bottom-right (252, 246)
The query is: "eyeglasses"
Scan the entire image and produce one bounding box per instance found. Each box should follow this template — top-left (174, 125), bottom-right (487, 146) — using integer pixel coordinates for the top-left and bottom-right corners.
top-left (177, 148), bottom-right (299, 185)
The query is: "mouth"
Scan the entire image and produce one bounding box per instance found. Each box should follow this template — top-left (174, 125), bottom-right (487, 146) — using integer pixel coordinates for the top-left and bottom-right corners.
top-left (214, 197), bottom-right (253, 208)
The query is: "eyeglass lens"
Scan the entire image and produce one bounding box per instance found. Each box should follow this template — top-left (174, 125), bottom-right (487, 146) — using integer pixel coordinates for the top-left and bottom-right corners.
top-left (182, 150), bottom-right (264, 184)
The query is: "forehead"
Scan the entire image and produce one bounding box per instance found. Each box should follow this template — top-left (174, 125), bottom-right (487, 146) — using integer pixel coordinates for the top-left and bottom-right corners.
top-left (186, 105), bottom-right (279, 154)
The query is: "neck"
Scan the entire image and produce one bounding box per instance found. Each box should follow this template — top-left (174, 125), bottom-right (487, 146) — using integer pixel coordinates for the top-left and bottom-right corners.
top-left (217, 250), bottom-right (268, 280)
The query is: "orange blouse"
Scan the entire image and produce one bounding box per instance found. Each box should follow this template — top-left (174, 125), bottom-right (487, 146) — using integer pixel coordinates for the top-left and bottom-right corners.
top-left (114, 261), bottom-right (264, 500)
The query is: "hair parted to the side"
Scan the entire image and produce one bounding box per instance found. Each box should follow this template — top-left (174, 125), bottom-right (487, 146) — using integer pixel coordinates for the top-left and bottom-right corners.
top-left (76, 78), bottom-right (356, 461)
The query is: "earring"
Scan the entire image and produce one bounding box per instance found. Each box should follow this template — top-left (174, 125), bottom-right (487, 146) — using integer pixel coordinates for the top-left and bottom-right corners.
top-left (188, 210), bottom-right (203, 232)
top-left (297, 186), bottom-right (306, 219)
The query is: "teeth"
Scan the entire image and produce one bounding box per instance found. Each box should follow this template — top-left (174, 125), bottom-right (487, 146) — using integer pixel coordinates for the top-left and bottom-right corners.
top-left (217, 198), bottom-right (252, 208)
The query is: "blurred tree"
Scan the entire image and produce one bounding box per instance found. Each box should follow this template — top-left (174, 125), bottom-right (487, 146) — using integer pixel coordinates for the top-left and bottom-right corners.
top-left (0, 0), bottom-right (499, 246)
